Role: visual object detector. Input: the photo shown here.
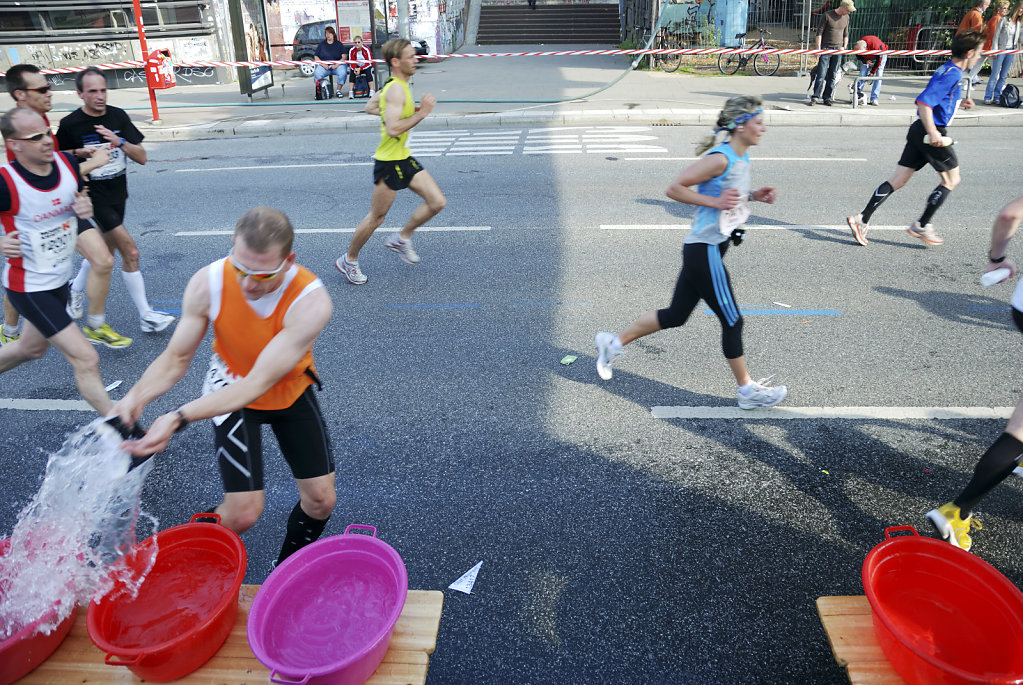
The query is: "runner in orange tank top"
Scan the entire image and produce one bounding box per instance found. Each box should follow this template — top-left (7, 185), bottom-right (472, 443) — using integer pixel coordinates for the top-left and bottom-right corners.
top-left (113, 207), bottom-right (336, 567)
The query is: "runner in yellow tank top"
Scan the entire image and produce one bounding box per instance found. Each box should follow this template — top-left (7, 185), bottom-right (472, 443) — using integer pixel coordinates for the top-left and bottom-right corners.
top-left (335, 38), bottom-right (447, 285)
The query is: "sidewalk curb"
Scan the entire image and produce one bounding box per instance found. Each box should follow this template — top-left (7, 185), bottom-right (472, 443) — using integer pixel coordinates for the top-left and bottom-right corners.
top-left (136, 108), bottom-right (1022, 141)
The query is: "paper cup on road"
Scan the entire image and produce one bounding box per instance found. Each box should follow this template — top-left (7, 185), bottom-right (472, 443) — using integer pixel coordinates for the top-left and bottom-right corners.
top-left (980, 267), bottom-right (1011, 287)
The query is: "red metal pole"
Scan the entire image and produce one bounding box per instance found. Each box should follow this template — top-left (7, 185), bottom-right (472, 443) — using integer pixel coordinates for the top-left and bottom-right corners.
top-left (131, 0), bottom-right (160, 123)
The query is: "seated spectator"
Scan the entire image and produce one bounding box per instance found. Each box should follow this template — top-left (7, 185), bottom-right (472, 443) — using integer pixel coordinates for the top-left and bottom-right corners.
top-left (853, 35), bottom-right (888, 106)
top-left (347, 35), bottom-right (375, 98)
top-left (314, 26), bottom-right (347, 98)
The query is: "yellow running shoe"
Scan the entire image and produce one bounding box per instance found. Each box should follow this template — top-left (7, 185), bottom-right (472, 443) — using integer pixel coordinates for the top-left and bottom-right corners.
top-left (83, 323), bottom-right (133, 349)
top-left (0, 330), bottom-right (18, 345)
top-left (927, 502), bottom-right (982, 551)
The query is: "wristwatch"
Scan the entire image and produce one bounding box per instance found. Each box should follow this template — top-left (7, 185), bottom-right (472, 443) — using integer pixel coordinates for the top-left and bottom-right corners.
top-left (115, 136), bottom-right (126, 148)
top-left (990, 253), bottom-right (1007, 263)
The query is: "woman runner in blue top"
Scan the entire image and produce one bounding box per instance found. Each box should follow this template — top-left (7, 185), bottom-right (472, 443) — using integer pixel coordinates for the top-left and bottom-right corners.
top-left (594, 95), bottom-right (787, 409)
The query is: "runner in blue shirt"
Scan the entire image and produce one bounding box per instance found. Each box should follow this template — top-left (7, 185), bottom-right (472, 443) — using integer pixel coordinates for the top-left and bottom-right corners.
top-left (846, 30), bottom-right (984, 247)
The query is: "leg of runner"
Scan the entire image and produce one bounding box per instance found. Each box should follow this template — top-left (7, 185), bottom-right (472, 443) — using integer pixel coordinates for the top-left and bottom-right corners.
top-left (0, 318), bottom-right (50, 370)
top-left (1, 295), bottom-right (18, 342)
top-left (401, 170), bottom-right (447, 240)
top-left (277, 473), bottom-right (336, 564)
top-left (848, 165), bottom-right (915, 246)
top-left (104, 224), bottom-right (174, 332)
top-left (215, 490), bottom-right (266, 534)
top-left (338, 181), bottom-right (398, 284)
top-left (46, 322), bottom-right (111, 413)
top-left (909, 167), bottom-right (960, 246)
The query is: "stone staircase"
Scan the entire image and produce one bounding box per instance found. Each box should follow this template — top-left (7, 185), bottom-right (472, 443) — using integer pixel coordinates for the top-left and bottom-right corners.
top-left (477, 3), bottom-right (621, 44)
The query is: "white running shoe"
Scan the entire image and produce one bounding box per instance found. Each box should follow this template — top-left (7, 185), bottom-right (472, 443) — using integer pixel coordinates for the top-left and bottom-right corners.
top-left (67, 288), bottom-right (85, 320)
top-left (140, 311), bottom-right (175, 333)
top-left (384, 233), bottom-right (420, 264)
top-left (1013, 466), bottom-right (1023, 478)
top-left (594, 332), bottom-right (624, 380)
top-left (738, 378), bottom-right (788, 409)
top-left (335, 256), bottom-right (368, 285)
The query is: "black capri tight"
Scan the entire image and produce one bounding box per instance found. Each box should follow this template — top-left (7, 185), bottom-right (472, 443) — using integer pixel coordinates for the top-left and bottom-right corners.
top-left (656, 241), bottom-right (745, 359)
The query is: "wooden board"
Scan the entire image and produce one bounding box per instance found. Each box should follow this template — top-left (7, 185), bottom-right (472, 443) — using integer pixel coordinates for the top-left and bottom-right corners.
top-left (19, 587), bottom-right (444, 684)
top-left (816, 596), bottom-right (907, 685)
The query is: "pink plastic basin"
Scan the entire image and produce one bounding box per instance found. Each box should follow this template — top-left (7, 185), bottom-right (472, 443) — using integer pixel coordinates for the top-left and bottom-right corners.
top-left (0, 539), bottom-right (77, 685)
top-left (863, 526), bottom-right (1023, 685)
top-left (248, 524), bottom-right (408, 685)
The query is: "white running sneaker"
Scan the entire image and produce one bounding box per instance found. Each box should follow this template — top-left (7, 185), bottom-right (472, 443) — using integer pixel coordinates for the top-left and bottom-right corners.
top-left (594, 332), bottom-right (624, 380)
top-left (335, 256), bottom-right (368, 285)
top-left (1013, 466), bottom-right (1023, 478)
top-left (738, 378), bottom-right (788, 409)
top-left (67, 288), bottom-right (86, 320)
top-left (140, 311), bottom-right (175, 333)
top-left (384, 233), bottom-right (420, 265)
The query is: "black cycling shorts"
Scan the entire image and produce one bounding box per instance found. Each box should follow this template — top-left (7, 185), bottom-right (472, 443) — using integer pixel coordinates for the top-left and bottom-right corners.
top-left (7, 283), bottom-right (72, 338)
top-left (215, 385), bottom-right (334, 493)
top-left (92, 199), bottom-right (127, 232)
top-left (373, 156), bottom-right (423, 191)
top-left (898, 119), bottom-right (959, 173)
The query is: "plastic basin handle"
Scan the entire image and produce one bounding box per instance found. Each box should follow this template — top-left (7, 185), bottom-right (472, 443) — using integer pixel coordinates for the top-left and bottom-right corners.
top-left (883, 525), bottom-right (919, 539)
top-left (190, 512), bottom-right (221, 524)
top-left (343, 523), bottom-right (378, 537)
top-left (271, 670), bottom-right (311, 684)
top-left (105, 652), bottom-right (144, 666)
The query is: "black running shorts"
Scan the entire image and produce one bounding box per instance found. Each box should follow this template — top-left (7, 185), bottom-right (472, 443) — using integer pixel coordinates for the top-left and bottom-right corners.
top-left (373, 156), bottom-right (423, 191)
top-left (92, 199), bottom-right (127, 233)
top-left (7, 284), bottom-right (72, 338)
top-left (898, 119), bottom-right (959, 173)
top-left (215, 386), bottom-right (334, 493)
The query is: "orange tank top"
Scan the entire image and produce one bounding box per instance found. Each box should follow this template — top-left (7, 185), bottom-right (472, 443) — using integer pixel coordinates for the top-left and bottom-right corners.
top-left (210, 258), bottom-right (320, 411)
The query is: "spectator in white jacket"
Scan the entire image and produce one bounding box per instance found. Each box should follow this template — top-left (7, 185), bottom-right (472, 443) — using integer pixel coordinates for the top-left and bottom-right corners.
top-left (346, 36), bottom-right (375, 99)
top-left (985, 0), bottom-right (1023, 103)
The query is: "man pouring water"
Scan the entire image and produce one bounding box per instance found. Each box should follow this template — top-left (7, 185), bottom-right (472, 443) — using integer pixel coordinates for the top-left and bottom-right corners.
top-left (113, 207), bottom-right (337, 566)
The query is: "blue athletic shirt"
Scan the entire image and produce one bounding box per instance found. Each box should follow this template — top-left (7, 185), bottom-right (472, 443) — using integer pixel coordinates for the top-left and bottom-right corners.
top-left (915, 61), bottom-right (963, 127)
top-left (686, 142), bottom-right (752, 246)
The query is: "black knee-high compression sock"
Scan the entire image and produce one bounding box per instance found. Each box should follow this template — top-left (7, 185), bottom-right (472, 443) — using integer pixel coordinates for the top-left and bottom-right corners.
top-left (954, 432), bottom-right (1023, 517)
top-left (861, 181), bottom-right (894, 223)
top-left (277, 501), bottom-right (330, 564)
top-left (919, 185), bottom-right (951, 226)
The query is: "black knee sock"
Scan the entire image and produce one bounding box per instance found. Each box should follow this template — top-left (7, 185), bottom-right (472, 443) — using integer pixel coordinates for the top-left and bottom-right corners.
top-left (861, 181), bottom-right (894, 223)
top-left (954, 432), bottom-right (1023, 517)
top-left (277, 501), bottom-right (330, 564)
top-left (919, 185), bottom-right (951, 226)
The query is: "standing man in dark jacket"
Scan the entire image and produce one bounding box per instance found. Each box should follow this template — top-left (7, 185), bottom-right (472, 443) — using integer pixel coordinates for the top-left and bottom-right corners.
top-left (811, 0), bottom-right (855, 106)
top-left (313, 26), bottom-right (348, 99)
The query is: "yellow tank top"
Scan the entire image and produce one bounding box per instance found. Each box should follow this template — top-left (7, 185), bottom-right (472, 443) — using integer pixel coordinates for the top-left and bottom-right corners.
top-left (374, 78), bottom-right (415, 161)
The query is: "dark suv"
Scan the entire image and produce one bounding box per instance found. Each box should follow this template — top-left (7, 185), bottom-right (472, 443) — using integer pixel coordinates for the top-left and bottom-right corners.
top-left (292, 19), bottom-right (430, 76)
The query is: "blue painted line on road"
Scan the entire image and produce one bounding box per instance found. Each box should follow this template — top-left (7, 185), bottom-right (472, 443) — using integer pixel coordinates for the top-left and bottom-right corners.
top-left (514, 301), bottom-right (593, 307)
top-left (966, 305), bottom-right (1009, 312)
top-left (386, 303), bottom-right (481, 310)
top-left (702, 309), bottom-right (841, 316)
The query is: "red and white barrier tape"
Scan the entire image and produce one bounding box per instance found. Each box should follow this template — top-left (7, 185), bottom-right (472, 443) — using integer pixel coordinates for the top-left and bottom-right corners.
top-left (6, 47), bottom-right (1023, 77)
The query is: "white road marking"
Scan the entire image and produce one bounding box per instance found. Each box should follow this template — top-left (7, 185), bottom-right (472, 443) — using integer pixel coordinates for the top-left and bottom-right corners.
top-left (1, 398), bottom-right (93, 411)
top-left (600, 224), bottom-right (909, 231)
top-left (176, 162), bottom-right (373, 172)
top-left (651, 406), bottom-right (1015, 420)
top-left (174, 226), bottom-right (492, 236)
top-left (622, 157), bottom-right (868, 162)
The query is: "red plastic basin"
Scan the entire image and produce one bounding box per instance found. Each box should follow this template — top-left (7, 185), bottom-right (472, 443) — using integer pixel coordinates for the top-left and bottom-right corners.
top-left (247, 524), bottom-right (408, 685)
top-left (87, 514), bottom-right (246, 682)
top-left (863, 526), bottom-right (1023, 684)
top-left (0, 539), bottom-right (77, 685)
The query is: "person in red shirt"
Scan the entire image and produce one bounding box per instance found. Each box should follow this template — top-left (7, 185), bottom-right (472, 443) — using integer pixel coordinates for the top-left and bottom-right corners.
top-left (852, 35), bottom-right (888, 106)
top-left (346, 35), bottom-right (375, 99)
top-left (959, 0), bottom-right (992, 83)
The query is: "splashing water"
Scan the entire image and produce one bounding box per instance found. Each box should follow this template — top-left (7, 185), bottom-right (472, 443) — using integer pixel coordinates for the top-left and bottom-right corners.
top-left (0, 419), bottom-right (158, 641)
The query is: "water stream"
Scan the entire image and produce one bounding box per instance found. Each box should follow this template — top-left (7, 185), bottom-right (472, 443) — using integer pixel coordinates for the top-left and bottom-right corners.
top-left (0, 419), bottom-right (157, 640)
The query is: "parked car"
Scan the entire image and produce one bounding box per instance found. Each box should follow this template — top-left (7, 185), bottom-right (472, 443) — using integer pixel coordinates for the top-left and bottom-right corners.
top-left (292, 19), bottom-right (430, 76)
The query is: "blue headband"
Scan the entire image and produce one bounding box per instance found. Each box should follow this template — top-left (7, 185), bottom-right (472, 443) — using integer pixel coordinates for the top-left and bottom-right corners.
top-left (716, 107), bottom-right (763, 133)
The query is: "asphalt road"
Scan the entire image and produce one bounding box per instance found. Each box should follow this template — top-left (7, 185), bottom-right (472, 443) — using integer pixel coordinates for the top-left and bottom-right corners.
top-left (2, 124), bottom-right (1022, 683)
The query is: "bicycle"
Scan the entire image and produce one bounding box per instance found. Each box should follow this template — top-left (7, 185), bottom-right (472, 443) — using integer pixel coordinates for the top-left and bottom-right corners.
top-left (656, 20), bottom-right (698, 73)
top-left (717, 28), bottom-right (780, 76)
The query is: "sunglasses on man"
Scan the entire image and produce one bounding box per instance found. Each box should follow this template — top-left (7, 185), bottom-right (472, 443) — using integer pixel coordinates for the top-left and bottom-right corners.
top-left (21, 86), bottom-right (51, 94)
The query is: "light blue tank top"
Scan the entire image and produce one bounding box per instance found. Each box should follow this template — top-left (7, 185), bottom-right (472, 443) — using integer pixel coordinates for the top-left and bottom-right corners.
top-left (685, 142), bottom-right (752, 246)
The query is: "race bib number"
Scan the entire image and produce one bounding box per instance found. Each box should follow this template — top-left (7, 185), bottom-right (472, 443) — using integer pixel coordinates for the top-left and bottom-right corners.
top-left (202, 353), bottom-right (242, 425)
top-left (719, 195), bottom-right (750, 237)
top-left (85, 142), bottom-right (126, 180)
top-left (26, 219), bottom-right (76, 272)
